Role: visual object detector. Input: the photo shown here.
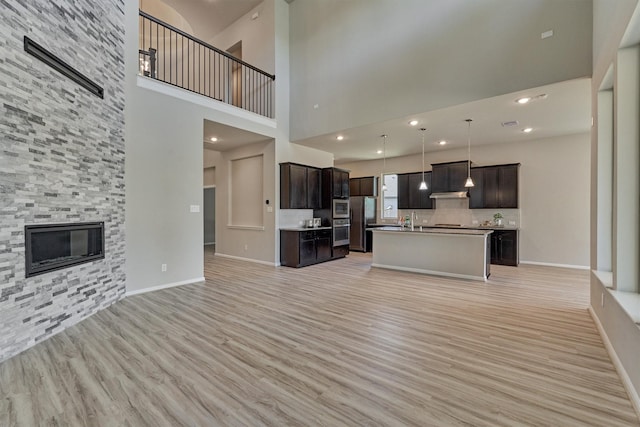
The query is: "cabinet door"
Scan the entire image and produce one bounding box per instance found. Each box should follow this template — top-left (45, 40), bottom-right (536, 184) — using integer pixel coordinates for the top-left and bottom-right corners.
top-left (359, 177), bottom-right (376, 196)
top-left (498, 165), bottom-right (518, 208)
top-left (349, 178), bottom-right (361, 197)
top-left (468, 168), bottom-right (484, 209)
top-left (281, 163), bottom-right (308, 209)
top-left (340, 170), bottom-right (350, 197)
top-left (420, 172), bottom-right (432, 209)
top-left (397, 173), bottom-right (410, 209)
top-left (408, 173), bottom-right (423, 209)
top-left (316, 230), bottom-right (332, 261)
top-left (498, 230), bottom-right (518, 266)
top-left (483, 166), bottom-right (499, 208)
top-left (448, 162), bottom-right (469, 192)
top-left (307, 167), bottom-right (321, 209)
top-left (491, 230), bottom-right (518, 266)
top-left (431, 164), bottom-right (448, 193)
top-left (299, 236), bottom-right (316, 266)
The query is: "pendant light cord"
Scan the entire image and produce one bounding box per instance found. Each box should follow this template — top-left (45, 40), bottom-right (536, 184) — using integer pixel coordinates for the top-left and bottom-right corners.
top-left (421, 128), bottom-right (426, 183)
top-left (466, 119), bottom-right (472, 176)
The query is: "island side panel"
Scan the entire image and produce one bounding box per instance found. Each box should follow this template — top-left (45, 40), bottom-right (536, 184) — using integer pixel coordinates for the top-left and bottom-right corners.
top-left (371, 230), bottom-right (490, 281)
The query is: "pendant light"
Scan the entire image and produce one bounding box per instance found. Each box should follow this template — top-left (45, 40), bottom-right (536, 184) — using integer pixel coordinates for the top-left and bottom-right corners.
top-left (381, 134), bottom-right (388, 191)
top-left (419, 128), bottom-right (428, 190)
top-left (464, 119), bottom-right (474, 188)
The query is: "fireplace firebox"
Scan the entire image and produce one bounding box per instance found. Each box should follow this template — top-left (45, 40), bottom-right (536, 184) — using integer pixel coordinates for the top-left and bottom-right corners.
top-left (25, 222), bottom-right (105, 277)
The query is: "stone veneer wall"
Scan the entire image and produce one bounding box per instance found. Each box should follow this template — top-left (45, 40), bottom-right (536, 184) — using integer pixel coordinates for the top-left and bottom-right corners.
top-left (0, 0), bottom-right (125, 362)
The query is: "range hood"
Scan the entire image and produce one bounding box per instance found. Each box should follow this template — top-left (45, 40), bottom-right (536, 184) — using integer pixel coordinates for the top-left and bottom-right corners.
top-left (429, 191), bottom-right (469, 199)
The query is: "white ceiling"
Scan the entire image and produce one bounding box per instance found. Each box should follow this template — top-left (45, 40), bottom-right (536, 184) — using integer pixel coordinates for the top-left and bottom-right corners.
top-left (203, 120), bottom-right (272, 151)
top-left (293, 78), bottom-right (591, 163)
top-left (154, 0), bottom-right (263, 41)
top-left (203, 78), bottom-right (591, 160)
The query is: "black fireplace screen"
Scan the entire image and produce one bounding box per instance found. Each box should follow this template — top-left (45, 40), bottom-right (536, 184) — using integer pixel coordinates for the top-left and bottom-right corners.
top-left (25, 222), bottom-right (104, 277)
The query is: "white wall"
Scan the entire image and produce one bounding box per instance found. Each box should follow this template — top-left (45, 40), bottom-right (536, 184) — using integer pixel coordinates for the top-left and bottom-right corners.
top-left (338, 133), bottom-right (591, 267)
top-left (289, 0), bottom-right (592, 141)
top-left (209, 1), bottom-right (275, 75)
top-left (590, 0), bottom-right (640, 411)
top-left (125, 0), bottom-right (281, 292)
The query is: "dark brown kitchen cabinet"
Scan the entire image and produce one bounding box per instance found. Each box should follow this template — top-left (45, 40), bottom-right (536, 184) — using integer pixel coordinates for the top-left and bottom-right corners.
top-left (468, 168), bottom-right (484, 209)
top-left (468, 164), bottom-right (519, 209)
top-left (280, 163), bottom-right (321, 209)
top-left (491, 230), bottom-right (518, 266)
top-left (349, 176), bottom-right (378, 197)
top-left (431, 161), bottom-right (469, 193)
top-left (280, 229), bottom-right (332, 267)
top-left (322, 167), bottom-right (350, 207)
top-left (398, 172), bottom-right (432, 209)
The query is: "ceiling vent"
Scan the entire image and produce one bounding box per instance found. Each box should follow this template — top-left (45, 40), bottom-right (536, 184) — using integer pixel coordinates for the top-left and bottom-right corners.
top-left (501, 120), bottom-right (519, 127)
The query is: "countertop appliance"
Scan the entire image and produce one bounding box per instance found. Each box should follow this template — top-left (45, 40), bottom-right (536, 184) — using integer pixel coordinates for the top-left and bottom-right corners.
top-left (350, 196), bottom-right (376, 252)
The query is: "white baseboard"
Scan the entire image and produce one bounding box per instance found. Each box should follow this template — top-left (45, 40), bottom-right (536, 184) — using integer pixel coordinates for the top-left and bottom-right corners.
top-left (215, 252), bottom-right (277, 267)
top-left (520, 260), bottom-right (590, 270)
top-left (588, 306), bottom-right (640, 420)
top-left (125, 277), bottom-right (205, 297)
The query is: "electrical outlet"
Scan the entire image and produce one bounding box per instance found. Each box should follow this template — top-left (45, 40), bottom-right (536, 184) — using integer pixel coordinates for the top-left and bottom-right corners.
top-left (161, 264), bottom-right (167, 272)
top-left (509, 221), bottom-right (516, 226)
top-left (422, 219), bottom-right (428, 223)
top-left (472, 220), bottom-right (479, 225)
top-left (190, 205), bottom-right (200, 213)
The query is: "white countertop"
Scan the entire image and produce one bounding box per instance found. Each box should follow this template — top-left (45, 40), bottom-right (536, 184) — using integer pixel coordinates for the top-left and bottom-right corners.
top-left (280, 226), bottom-right (332, 232)
top-left (367, 224), bottom-right (517, 230)
top-left (372, 226), bottom-right (492, 236)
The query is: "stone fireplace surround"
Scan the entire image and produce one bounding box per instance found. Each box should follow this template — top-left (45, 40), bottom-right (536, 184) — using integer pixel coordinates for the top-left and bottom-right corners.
top-left (0, 0), bottom-right (126, 362)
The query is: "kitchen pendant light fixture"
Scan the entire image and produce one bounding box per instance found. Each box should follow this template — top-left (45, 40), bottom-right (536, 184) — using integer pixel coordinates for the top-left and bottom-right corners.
top-left (464, 119), bottom-right (475, 188)
top-left (419, 128), bottom-right (428, 190)
top-left (381, 134), bottom-right (388, 192)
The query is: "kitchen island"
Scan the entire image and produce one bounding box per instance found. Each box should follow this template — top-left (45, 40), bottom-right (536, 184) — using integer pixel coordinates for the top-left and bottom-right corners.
top-left (371, 227), bottom-right (492, 281)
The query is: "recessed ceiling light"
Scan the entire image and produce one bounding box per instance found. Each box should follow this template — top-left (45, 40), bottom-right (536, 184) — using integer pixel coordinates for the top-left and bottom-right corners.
top-left (210, 137), bottom-right (218, 142)
top-left (376, 150), bottom-right (383, 154)
top-left (409, 120), bottom-right (419, 126)
top-left (439, 140), bottom-right (447, 145)
top-left (523, 127), bottom-right (533, 133)
top-left (516, 97), bottom-right (531, 104)
top-left (336, 135), bottom-right (344, 141)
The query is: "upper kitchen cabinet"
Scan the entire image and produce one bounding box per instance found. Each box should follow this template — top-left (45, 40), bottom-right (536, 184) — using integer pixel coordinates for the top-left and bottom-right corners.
top-left (322, 167), bottom-right (350, 206)
top-left (431, 161), bottom-right (468, 193)
top-left (280, 163), bottom-right (322, 209)
top-left (349, 176), bottom-right (378, 197)
top-left (469, 164), bottom-right (519, 209)
top-left (398, 172), bottom-right (432, 209)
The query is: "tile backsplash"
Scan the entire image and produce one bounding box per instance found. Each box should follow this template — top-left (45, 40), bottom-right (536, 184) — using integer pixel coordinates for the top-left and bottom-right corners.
top-left (394, 198), bottom-right (520, 227)
top-left (280, 209), bottom-right (314, 228)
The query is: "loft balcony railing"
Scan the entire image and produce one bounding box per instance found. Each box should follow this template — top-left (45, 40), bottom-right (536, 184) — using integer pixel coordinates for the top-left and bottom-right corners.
top-left (138, 10), bottom-right (275, 118)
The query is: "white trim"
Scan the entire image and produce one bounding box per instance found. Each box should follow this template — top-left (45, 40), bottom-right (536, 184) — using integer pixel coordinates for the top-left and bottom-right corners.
top-left (137, 76), bottom-right (277, 129)
top-left (588, 306), bottom-right (640, 420)
top-left (125, 277), bottom-right (205, 297)
top-left (203, 185), bottom-right (216, 189)
top-left (371, 263), bottom-right (488, 282)
top-left (520, 260), bottom-right (590, 270)
top-left (204, 242), bottom-right (216, 246)
top-left (226, 225), bottom-right (265, 231)
top-left (215, 252), bottom-right (277, 266)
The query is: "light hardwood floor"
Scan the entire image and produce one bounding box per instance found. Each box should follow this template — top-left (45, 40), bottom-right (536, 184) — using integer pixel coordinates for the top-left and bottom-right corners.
top-left (0, 249), bottom-right (638, 426)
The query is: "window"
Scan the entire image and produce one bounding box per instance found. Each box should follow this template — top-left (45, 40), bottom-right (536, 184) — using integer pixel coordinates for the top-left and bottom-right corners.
top-left (381, 173), bottom-right (398, 219)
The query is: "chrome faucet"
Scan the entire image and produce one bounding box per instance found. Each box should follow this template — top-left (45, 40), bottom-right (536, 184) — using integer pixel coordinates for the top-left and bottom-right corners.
top-left (411, 211), bottom-right (417, 231)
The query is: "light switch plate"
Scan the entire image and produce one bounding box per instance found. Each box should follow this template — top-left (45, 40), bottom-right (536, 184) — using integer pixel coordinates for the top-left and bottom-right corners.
top-left (190, 205), bottom-right (200, 213)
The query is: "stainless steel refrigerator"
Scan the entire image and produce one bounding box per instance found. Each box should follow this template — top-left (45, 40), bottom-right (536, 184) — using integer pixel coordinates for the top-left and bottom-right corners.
top-left (349, 196), bottom-right (376, 252)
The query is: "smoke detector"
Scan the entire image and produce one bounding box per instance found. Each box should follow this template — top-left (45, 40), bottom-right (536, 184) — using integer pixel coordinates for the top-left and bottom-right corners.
top-left (501, 120), bottom-right (519, 127)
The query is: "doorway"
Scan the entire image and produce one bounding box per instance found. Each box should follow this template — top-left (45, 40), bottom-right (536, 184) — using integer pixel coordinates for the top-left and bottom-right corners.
top-left (204, 187), bottom-right (215, 249)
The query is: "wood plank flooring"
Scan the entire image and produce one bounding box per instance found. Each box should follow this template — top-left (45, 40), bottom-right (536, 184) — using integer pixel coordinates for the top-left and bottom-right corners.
top-left (0, 248), bottom-right (638, 426)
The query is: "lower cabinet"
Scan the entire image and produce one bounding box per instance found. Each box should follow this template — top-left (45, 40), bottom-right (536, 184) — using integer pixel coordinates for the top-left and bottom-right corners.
top-left (490, 230), bottom-right (518, 266)
top-left (281, 229), bottom-right (333, 267)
